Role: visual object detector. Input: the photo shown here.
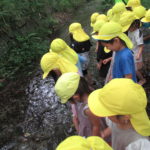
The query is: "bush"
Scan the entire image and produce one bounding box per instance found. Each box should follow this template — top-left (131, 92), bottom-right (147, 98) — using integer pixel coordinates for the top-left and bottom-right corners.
top-left (0, 0), bottom-right (85, 82)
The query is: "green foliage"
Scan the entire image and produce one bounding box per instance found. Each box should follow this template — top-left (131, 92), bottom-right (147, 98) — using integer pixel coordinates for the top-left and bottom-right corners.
top-left (99, 0), bottom-right (114, 12)
top-left (0, 0), bottom-right (84, 81)
top-left (142, 0), bottom-right (150, 9)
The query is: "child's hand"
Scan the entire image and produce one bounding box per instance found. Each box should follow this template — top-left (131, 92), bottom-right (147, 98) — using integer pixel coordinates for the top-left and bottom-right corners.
top-left (103, 58), bottom-right (110, 64)
top-left (136, 54), bottom-right (140, 60)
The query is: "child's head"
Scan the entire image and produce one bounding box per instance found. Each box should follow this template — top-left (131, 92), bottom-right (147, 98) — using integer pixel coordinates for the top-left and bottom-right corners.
top-left (90, 12), bottom-right (99, 27)
top-left (119, 11), bottom-right (137, 32)
top-left (88, 78), bottom-right (150, 136)
top-left (71, 77), bottom-right (91, 103)
top-left (141, 9), bottom-right (150, 24)
top-left (40, 52), bottom-right (78, 79)
top-left (69, 22), bottom-right (90, 42)
top-left (100, 37), bottom-right (127, 51)
top-left (93, 22), bottom-right (133, 51)
top-left (91, 20), bottom-right (105, 35)
top-left (55, 72), bottom-right (91, 104)
top-left (111, 2), bottom-right (126, 22)
top-left (96, 14), bottom-right (108, 22)
top-left (55, 72), bottom-right (80, 104)
top-left (128, 19), bottom-right (141, 32)
top-left (50, 38), bottom-right (78, 65)
top-left (107, 9), bottom-right (113, 21)
top-left (133, 5), bottom-right (146, 20)
top-left (108, 115), bottom-right (131, 127)
top-left (127, 0), bottom-right (141, 9)
top-left (56, 136), bottom-right (113, 150)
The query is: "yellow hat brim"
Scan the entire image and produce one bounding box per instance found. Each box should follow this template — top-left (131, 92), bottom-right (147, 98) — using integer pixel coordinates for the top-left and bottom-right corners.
top-left (91, 30), bottom-right (96, 34)
top-left (122, 24), bottom-right (131, 32)
top-left (104, 47), bottom-right (111, 53)
top-left (130, 110), bottom-right (150, 136)
top-left (141, 17), bottom-right (150, 23)
top-left (88, 89), bottom-right (116, 117)
top-left (92, 34), bottom-right (101, 40)
top-left (43, 72), bottom-right (49, 79)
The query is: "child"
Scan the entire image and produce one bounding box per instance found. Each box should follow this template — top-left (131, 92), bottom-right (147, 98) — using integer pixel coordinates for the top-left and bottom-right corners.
top-left (40, 52), bottom-right (78, 80)
top-left (50, 38), bottom-right (86, 76)
top-left (93, 22), bottom-right (137, 82)
top-left (55, 72), bottom-right (111, 140)
top-left (126, 16), bottom-right (146, 85)
top-left (69, 23), bottom-right (92, 78)
top-left (141, 9), bottom-right (150, 44)
top-left (90, 12), bottom-right (99, 27)
top-left (92, 21), bottom-right (112, 80)
top-left (127, 0), bottom-right (141, 9)
top-left (111, 2), bottom-right (126, 22)
top-left (96, 14), bottom-right (108, 22)
top-left (88, 78), bottom-right (150, 150)
top-left (56, 136), bottom-right (113, 150)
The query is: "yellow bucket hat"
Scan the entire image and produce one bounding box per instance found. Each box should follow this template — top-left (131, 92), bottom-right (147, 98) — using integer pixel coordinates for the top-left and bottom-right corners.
top-left (87, 136), bottom-right (113, 150)
top-left (92, 22), bottom-right (133, 50)
top-left (112, 2), bottom-right (126, 14)
top-left (69, 23), bottom-right (90, 42)
top-left (133, 5), bottom-right (146, 19)
top-left (50, 38), bottom-right (78, 65)
top-left (55, 72), bottom-right (80, 103)
top-left (90, 12), bottom-right (100, 27)
top-left (107, 9), bottom-right (113, 21)
top-left (96, 14), bottom-right (108, 22)
top-left (56, 136), bottom-right (113, 150)
top-left (111, 2), bottom-right (126, 22)
top-left (92, 20), bottom-right (105, 34)
top-left (127, 0), bottom-right (141, 8)
top-left (141, 9), bottom-right (150, 23)
top-left (88, 78), bottom-right (150, 136)
top-left (40, 52), bottom-right (78, 79)
top-left (119, 11), bottom-right (137, 32)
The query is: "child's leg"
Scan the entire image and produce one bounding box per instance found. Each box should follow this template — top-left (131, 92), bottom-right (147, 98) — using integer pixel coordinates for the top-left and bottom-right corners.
top-left (136, 62), bottom-right (146, 85)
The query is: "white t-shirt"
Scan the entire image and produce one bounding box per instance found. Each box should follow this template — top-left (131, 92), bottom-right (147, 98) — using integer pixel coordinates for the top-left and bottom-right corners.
top-left (128, 29), bottom-right (144, 62)
top-left (126, 138), bottom-right (150, 150)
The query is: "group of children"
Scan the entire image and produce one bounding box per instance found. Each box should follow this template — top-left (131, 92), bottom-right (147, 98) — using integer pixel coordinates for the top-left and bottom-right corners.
top-left (40, 0), bottom-right (150, 149)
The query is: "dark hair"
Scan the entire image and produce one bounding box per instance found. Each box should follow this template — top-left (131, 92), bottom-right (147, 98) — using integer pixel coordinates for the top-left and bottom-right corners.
top-left (130, 19), bottom-right (141, 29)
top-left (126, 7), bottom-right (132, 11)
top-left (75, 77), bottom-right (92, 97)
top-left (116, 115), bottom-right (123, 119)
top-left (68, 77), bottom-right (92, 103)
top-left (69, 33), bottom-right (74, 42)
top-left (100, 37), bottom-right (127, 47)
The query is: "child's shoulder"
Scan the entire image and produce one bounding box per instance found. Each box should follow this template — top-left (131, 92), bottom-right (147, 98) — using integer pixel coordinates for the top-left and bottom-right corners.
top-left (120, 48), bottom-right (133, 58)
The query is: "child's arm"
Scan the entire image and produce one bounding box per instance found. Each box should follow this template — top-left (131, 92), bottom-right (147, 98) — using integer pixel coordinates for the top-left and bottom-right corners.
top-left (72, 115), bottom-right (79, 133)
top-left (103, 57), bottom-right (112, 65)
top-left (124, 74), bottom-right (132, 79)
top-left (95, 41), bottom-right (99, 52)
top-left (97, 60), bottom-right (103, 70)
top-left (71, 104), bottom-right (79, 133)
top-left (101, 127), bottom-right (112, 138)
top-left (144, 34), bottom-right (150, 41)
top-left (136, 45), bottom-right (144, 60)
top-left (85, 109), bottom-right (101, 136)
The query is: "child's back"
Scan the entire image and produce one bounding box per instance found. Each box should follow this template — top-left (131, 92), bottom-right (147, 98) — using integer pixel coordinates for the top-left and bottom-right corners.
top-left (128, 28), bottom-right (144, 63)
top-left (107, 118), bottom-right (150, 150)
top-left (113, 47), bottom-right (137, 82)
